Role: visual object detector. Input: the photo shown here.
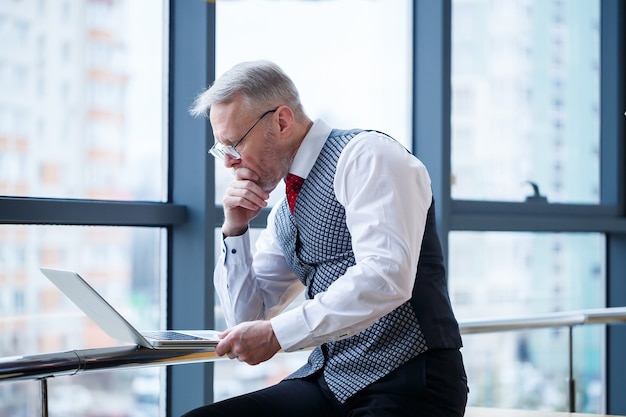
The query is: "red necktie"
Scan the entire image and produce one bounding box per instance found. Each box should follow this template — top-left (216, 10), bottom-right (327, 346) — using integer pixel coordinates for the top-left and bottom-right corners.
top-left (285, 173), bottom-right (304, 214)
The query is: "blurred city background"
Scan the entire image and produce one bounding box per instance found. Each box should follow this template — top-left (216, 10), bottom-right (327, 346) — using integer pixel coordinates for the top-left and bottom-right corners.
top-left (0, 0), bottom-right (603, 416)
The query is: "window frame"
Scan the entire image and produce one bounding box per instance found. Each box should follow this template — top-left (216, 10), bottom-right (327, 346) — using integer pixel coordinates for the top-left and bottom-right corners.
top-left (2, 0), bottom-right (623, 415)
top-left (171, 0), bottom-right (626, 413)
top-left (413, 0), bottom-right (625, 414)
top-left (167, 1), bottom-right (217, 415)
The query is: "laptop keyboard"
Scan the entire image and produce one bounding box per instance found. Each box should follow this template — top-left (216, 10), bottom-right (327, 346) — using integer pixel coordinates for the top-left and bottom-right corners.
top-left (142, 331), bottom-right (205, 341)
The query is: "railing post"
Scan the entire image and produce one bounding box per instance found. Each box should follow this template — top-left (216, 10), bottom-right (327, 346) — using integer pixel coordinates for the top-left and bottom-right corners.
top-left (567, 325), bottom-right (575, 412)
top-left (39, 378), bottom-right (49, 417)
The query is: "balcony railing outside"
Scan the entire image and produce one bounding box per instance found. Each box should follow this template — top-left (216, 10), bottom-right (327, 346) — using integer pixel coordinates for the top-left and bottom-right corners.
top-left (2, 307), bottom-right (626, 417)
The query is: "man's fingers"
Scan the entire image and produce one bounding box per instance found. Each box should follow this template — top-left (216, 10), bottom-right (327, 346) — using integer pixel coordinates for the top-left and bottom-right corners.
top-left (232, 179), bottom-right (270, 201)
top-left (215, 337), bottom-right (232, 357)
top-left (215, 321), bottom-right (280, 365)
top-left (232, 167), bottom-right (259, 182)
top-left (224, 188), bottom-right (268, 211)
top-left (225, 180), bottom-right (269, 207)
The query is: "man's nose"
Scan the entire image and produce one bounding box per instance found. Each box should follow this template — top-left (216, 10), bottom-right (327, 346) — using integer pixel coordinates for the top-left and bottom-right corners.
top-left (223, 154), bottom-right (240, 168)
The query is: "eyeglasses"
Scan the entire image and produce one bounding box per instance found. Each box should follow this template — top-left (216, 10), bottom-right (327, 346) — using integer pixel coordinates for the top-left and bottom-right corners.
top-left (209, 107), bottom-right (278, 160)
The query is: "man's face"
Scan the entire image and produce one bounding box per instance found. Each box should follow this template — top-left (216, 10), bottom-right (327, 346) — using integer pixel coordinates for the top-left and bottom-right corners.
top-left (210, 100), bottom-right (291, 193)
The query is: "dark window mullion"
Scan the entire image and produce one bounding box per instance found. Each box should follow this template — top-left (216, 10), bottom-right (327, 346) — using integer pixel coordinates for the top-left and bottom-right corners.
top-left (450, 200), bottom-right (626, 232)
top-left (0, 197), bottom-right (186, 226)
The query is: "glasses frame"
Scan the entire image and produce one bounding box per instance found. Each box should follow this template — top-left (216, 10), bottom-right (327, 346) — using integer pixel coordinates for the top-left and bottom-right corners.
top-left (209, 107), bottom-right (279, 160)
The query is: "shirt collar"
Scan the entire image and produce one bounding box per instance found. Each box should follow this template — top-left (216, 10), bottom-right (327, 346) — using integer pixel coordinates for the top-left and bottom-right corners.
top-left (289, 119), bottom-right (332, 179)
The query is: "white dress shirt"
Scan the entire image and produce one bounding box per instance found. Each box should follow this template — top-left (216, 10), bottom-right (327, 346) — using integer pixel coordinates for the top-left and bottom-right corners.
top-left (214, 119), bottom-right (433, 351)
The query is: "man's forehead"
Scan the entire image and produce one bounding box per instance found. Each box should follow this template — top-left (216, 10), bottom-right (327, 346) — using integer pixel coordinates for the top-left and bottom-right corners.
top-left (210, 102), bottom-right (247, 143)
top-left (210, 100), bottom-right (238, 120)
top-left (210, 93), bottom-right (247, 117)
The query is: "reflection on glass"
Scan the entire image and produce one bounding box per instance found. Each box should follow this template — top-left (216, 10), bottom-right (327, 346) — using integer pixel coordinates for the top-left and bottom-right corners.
top-left (213, 0), bottom-right (413, 205)
top-left (0, 224), bottom-right (165, 417)
top-left (0, 0), bottom-right (166, 201)
top-left (451, 0), bottom-right (600, 203)
top-left (448, 231), bottom-right (605, 412)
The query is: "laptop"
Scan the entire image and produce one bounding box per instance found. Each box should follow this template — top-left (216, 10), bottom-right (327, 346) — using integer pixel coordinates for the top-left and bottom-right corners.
top-left (40, 267), bottom-right (220, 350)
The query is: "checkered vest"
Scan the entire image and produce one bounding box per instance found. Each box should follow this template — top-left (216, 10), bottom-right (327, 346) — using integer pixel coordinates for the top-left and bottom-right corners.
top-left (274, 129), bottom-right (462, 402)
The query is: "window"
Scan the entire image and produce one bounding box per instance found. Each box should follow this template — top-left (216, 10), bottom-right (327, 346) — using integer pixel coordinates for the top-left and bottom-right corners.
top-left (0, 1), bottom-right (169, 416)
top-left (2, 1), bottom-right (624, 415)
top-left (211, 0), bottom-right (413, 400)
top-left (446, 0), bottom-right (625, 413)
top-left (449, 231), bottom-right (604, 411)
top-left (2, 0), bottom-right (166, 201)
top-left (213, 0), bottom-right (413, 205)
top-left (451, 0), bottom-right (600, 204)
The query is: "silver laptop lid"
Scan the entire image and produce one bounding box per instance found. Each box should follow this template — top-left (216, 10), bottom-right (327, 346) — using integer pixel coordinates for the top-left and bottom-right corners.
top-left (41, 267), bottom-right (155, 349)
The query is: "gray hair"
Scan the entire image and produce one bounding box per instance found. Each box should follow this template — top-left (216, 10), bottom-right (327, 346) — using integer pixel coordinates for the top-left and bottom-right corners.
top-left (190, 60), bottom-right (305, 119)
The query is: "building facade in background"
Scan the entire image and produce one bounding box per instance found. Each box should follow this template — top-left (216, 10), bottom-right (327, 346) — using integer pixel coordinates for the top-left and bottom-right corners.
top-left (0, 1), bottom-right (164, 416)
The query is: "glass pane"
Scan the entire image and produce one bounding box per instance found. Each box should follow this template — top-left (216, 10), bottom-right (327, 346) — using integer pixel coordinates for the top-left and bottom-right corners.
top-left (448, 231), bottom-right (605, 412)
top-left (0, 225), bottom-right (166, 417)
top-left (451, 0), bottom-right (600, 203)
top-left (0, 0), bottom-right (167, 201)
top-left (213, 0), bottom-right (413, 205)
top-left (212, 0), bottom-right (413, 398)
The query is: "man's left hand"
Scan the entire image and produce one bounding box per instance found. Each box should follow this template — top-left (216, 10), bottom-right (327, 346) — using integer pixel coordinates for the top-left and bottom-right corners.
top-left (215, 320), bottom-right (281, 365)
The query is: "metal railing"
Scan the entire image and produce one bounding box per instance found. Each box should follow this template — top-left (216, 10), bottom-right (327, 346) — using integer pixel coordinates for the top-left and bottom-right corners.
top-left (459, 307), bottom-right (626, 413)
top-left (2, 306), bottom-right (626, 416)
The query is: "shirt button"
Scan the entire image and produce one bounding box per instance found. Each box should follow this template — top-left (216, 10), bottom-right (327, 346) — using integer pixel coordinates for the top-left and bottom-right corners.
top-left (231, 249), bottom-right (237, 254)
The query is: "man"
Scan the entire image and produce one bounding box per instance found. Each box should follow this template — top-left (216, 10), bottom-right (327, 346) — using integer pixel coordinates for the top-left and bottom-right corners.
top-left (183, 60), bottom-right (468, 417)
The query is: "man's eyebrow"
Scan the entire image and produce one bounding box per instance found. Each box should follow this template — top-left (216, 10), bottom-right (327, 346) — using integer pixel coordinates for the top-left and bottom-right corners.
top-left (213, 133), bottom-right (235, 146)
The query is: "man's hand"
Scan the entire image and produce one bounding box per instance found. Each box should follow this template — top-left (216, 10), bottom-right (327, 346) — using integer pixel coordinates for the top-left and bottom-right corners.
top-left (222, 167), bottom-right (270, 236)
top-left (215, 321), bottom-right (281, 365)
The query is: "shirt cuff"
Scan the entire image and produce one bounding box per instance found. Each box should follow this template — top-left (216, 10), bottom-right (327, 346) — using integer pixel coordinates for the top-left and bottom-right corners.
top-left (270, 308), bottom-right (311, 352)
top-left (222, 231), bottom-right (253, 265)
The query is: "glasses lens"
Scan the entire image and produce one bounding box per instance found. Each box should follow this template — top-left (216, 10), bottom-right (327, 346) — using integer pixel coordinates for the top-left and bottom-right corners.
top-left (208, 143), bottom-right (224, 160)
top-left (224, 147), bottom-right (241, 159)
top-left (209, 143), bottom-right (240, 160)
top-left (208, 148), bottom-right (224, 160)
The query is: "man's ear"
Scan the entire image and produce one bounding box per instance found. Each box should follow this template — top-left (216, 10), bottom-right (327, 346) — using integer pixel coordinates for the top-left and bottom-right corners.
top-left (275, 105), bottom-right (294, 136)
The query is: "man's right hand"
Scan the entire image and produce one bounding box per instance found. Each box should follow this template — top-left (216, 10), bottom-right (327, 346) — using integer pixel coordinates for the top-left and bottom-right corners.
top-left (222, 167), bottom-right (270, 236)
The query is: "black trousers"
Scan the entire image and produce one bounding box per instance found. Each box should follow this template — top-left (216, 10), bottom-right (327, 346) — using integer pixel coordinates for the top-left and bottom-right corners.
top-left (181, 349), bottom-right (468, 417)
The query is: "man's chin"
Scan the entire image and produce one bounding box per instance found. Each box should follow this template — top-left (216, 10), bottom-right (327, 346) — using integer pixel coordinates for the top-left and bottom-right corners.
top-left (262, 183), bottom-right (278, 193)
